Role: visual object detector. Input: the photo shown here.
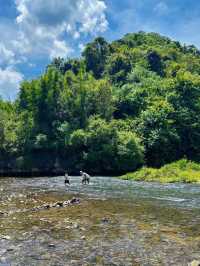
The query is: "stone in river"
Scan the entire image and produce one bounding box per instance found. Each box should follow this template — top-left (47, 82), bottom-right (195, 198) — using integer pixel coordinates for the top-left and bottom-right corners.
top-left (63, 200), bottom-right (70, 206)
top-left (70, 198), bottom-right (80, 204)
top-left (1, 235), bottom-right (11, 240)
top-left (101, 217), bottom-right (110, 224)
top-left (48, 243), bottom-right (56, 248)
top-left (6, 248), bottom-right (14, 252)
top-left (73, 223), bottom-right (79, 229)
top-left (56, 202), bottom-right (64, 207)
top-left (189, 260), bottom-right (200, 266)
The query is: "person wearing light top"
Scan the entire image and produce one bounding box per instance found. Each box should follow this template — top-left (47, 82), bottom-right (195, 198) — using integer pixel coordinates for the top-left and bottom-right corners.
top-left (80, 171), bottom-right (90, 184)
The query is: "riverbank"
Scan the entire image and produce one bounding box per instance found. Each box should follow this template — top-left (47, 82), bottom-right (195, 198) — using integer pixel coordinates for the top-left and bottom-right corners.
top-left (121, 159), bottom-right (200, 183)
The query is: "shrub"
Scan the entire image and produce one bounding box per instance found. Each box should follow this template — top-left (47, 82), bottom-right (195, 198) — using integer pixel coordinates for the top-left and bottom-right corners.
top-left (121, 159), bottom-right (200, 183)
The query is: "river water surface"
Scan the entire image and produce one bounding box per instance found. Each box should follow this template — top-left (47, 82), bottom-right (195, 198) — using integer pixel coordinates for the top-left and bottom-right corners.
top-left (0, 176), bottom-right (200, 265)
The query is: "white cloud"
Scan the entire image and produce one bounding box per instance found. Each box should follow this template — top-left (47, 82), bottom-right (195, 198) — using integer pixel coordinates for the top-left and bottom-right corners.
top-left (0, 68), bottom-right (23, 101)
top-left (50, 40), bottom-right (73, 59)
top-left (78, 0), bottom-right (108, 34)
top-left (78, 43), bottom-right (85, 52)
top-left (0, 43), bottom-right (15, 66)
top-left (14, 0), bottom-right (108, 59)
top-left (0, 0), bottom-right (108, 100)
top-left (154, 2), bottom-right (169, 16)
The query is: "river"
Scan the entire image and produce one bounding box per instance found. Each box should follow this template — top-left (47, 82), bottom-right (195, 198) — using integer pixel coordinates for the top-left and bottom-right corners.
top-left (0, 176), bottom-right (200, 265)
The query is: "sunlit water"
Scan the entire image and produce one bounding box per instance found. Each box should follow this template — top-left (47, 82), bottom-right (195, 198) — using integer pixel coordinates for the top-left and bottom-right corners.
top-left (1, 176), bottom-right (200, 265)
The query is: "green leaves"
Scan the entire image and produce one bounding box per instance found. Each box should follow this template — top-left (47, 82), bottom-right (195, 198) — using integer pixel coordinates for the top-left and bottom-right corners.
top-left (81, 118), bottom-right (144, 174)
top-left (137, 100), bottom-right (180, 166)
top-left (83, 37), bottom-right (110, 79)
top-left (2, 31), bottom-right (200, 173)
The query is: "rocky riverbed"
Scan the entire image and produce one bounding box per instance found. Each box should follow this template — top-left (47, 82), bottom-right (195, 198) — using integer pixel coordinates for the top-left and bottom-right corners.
top-left (1, 176), bottom-right (200, 265)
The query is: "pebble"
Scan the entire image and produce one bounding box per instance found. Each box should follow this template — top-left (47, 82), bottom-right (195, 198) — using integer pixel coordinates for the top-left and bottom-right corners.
top-left (189, 260), bottom-right (200, 266)
top-left (0, 257), bottom-right (7, 263)
top-left (0, 249), bottom-right (7, 255)
top-left (48, 244), bottom-right (56, 248)
top-left (70, 260), bottom-right (79, 264)
top-left (70, 198), bottom-right (80, 204)
top-left (73, 223), bottom-right (79, 229)
top-left (101, 217), bottom-right (110, 224)
top-left (6, 248), bottom-right (14, 252)
top-left (66, 226), bottom-right (71, 230)
top-left (1, 235), bottom-right (11, 240)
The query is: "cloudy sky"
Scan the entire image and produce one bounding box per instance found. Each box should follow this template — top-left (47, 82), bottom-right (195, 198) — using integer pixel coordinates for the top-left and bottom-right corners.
top-left (0, 0), bottom-right (200, 100)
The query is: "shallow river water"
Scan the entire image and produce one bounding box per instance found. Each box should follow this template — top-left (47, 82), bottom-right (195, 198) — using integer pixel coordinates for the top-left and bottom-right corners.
top-left (1, 176), bottom-right (200, 266)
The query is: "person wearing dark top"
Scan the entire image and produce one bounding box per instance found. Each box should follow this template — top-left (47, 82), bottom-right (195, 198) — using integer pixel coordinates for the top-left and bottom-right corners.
top-left (64, 173), bottom-right (70, 185)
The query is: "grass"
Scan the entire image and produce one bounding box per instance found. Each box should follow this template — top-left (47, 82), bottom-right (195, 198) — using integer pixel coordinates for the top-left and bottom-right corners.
top-left (121, 159), bottom-right (200, 183)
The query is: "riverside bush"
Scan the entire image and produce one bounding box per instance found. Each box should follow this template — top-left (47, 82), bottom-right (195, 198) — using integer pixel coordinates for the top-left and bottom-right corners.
top-left (121, 159), bottom-right (200, 183)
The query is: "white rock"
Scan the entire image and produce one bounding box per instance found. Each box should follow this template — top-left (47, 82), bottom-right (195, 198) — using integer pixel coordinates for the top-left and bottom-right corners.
top-left (189, 260), bottom-right (200, 266)
top-left (1, 235), bottom-right (11, 240)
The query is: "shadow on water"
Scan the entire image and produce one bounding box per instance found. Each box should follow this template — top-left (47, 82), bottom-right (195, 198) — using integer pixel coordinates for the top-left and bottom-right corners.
top-left (0, 176), bottom-right (200, 265)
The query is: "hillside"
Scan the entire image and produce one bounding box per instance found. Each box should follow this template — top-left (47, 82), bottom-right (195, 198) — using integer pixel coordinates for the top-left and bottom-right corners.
top-left (1, 31), bottom-right (200, 175)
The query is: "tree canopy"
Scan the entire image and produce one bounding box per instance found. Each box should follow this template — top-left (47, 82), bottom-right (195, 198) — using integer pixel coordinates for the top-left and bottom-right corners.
top-left (1, 32), bottom-right (200, 174)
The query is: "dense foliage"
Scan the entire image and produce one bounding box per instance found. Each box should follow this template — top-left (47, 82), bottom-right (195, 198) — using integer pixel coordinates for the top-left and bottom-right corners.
top-left (121, 159), bottom-right (200, 183)
top-left (1, 32), bottom-right (200, 174)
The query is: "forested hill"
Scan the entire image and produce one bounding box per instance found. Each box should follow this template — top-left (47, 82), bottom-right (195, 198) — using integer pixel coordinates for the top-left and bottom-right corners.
top-left (1, 31), bottom-right (200, 175)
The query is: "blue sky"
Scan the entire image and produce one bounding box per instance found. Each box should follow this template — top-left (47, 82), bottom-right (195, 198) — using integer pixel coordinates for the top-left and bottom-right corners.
top-left (0, 0), bottom-right (200, 100)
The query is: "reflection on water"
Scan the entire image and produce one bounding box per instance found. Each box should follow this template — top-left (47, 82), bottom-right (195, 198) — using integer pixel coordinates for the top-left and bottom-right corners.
top-left (0, 176), bottom-right (200, 265)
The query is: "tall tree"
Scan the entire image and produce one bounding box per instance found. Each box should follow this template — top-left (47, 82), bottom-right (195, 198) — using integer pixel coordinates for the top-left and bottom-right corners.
top-left (83, 37), bottom-right (110, 79)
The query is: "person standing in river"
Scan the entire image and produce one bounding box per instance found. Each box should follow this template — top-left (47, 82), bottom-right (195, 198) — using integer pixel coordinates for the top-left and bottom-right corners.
top-left (80, 171), bottom-right (90, 185)
top-left (64, 172), bottom-right (70, 185)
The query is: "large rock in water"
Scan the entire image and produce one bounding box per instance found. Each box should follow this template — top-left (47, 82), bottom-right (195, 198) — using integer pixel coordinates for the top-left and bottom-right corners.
top-left (31, 197), bottom-right (80, 212)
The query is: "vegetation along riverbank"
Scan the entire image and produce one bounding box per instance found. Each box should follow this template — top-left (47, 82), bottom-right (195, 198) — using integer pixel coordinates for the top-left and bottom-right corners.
top-left (1, 32), bottom-right (200, 176)
top-left (121, 159), bottom-right (200, 183)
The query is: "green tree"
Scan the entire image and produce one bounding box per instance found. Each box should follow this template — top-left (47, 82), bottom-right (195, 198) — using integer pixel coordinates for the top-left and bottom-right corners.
top-left (83, 37), bottom-right (110, 79)
top-left (106, 53), bottom-right (131, 85)
top-left (85, 117), bottom-right (144, 174)
top-left (167, 71), bottom-right (200, 160)
top-left (137, 100), bottom-right (180, 166)
top-left (147, 50), bottom-right (164, 76)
